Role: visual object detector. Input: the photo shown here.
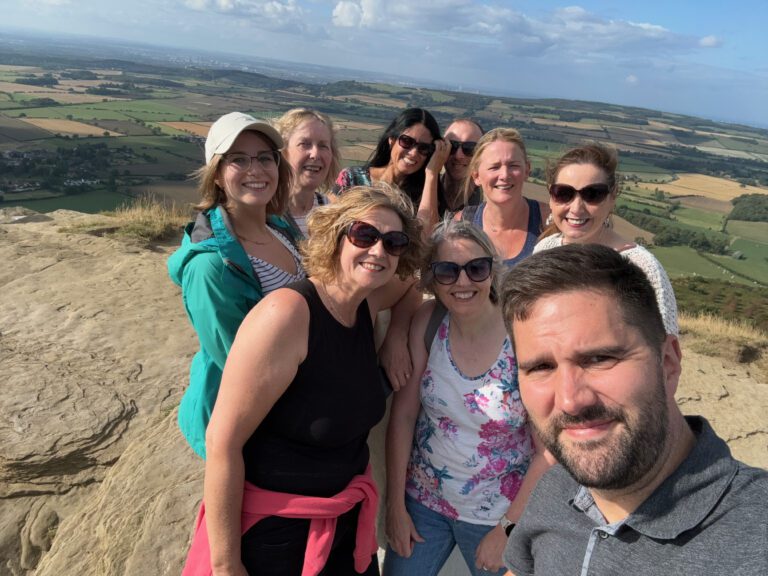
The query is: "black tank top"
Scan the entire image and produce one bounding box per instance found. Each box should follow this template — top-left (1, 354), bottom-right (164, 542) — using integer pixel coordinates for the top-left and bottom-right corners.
top-left (243, 279), bottom-right (386, 497)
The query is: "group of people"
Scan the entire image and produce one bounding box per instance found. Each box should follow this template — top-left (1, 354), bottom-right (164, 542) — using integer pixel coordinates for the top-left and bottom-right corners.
top-left (169, 106), bottom-right (767, 576)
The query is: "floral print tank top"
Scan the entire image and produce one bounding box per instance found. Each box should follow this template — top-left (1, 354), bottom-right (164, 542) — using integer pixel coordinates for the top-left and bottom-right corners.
top-left (406, 313), bottom-right (534, 525)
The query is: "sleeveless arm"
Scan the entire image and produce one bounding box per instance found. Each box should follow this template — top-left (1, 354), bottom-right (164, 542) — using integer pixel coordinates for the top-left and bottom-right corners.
top-left (203, 289), bottom-right (309, 573)
top-left (385, 300), bottom-right (435, 557)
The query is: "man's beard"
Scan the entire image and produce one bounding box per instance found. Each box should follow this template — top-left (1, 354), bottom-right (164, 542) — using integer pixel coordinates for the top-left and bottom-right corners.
top-left (532, 375), bottom-right (669, 490)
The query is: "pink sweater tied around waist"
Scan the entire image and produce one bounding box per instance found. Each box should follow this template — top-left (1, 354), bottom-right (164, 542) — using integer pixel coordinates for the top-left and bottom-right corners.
top-left (182, 465), bottom-right (378, 576)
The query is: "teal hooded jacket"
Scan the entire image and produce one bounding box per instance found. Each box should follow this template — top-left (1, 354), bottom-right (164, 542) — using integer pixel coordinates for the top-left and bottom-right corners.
top-left (168, 206), bottom-right (300, 458)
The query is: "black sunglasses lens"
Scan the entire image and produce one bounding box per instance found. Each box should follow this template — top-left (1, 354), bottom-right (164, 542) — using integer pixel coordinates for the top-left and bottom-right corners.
top-left (416, 143), bottom-right (433, 156)
top-left (580, 184), bottom-right (611, 203)
top-left (449, 140), bottom-right (460, 154)
top-left (399, 134), bottom-right (432, 156)
top-left (381, 232), bottom-right (409, 256)
top-left (397, 134), bottom-right (415, 149)
top-left (465, 258), bottom-right (492, 282)
top-left (549, 184), bottom-right (576, 203)
top-left (432, 262), bottom-right (460, 284)
top-left (347, 222), bottom-right (378, 248)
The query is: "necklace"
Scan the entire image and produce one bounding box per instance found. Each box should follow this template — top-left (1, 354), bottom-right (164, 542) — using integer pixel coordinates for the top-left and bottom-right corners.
top-left (319, 283), bottom-right (351, 327)
top-left (236, 229), bottom-right (273, 245)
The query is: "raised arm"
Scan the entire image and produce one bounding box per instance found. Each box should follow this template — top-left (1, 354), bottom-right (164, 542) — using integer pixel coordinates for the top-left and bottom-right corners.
top-left (385, 300), bottom-right (434, 557)
top-left (417, 138), bottom-right (451, 234)
top-left (203, 289), bottom-right (309, 575)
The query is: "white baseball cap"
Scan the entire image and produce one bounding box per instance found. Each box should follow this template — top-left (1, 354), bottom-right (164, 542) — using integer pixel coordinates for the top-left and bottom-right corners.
top-left (204, 112), bottom-right (283, 164)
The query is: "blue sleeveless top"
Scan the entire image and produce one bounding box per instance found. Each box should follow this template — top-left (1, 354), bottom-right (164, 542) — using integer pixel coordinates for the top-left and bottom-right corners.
top-left (469, 197), bottom-right (542, 268)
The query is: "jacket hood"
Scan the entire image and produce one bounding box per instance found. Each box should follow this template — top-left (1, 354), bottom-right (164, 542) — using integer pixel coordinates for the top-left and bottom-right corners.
top-left (167, 207), bottom-right (301, 287)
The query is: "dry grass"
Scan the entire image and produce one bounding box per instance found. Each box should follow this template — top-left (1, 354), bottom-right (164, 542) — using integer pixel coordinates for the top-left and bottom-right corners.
top-left (21, 118), bottom-right (122, 136)
top-left (679, 311), bottom-right (768, 372)
top-left (60, 195), bottom-right (191, 246)
top-left (160, 121), bottom-right (212, 137)
top-left (637, 174), bottom-right (766, 201)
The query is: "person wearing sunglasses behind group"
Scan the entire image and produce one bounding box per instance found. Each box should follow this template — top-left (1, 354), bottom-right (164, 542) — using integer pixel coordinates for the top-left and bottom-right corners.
top-left (533, 143), bottom-right (678, 335)
top-left (275, 108), bottom-right (341, 237)
top-left (439, 119), bottom-right (484, 215)
top-left (384, 219), bottom-right (552, 576)
top-left (456, 128), bottom-right (549, 269)
top-left (168, 111), bottom-right (304, 460)
top-left (333, 108), bottom-right (450, 229)
top-left (182, 183), bottom-right (424, 576)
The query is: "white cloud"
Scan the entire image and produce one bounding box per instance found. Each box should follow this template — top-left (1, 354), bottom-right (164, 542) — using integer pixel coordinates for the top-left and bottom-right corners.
top-left (181, 0), bottom-right (307, 31)
top-left (699, 35), bottom-right (722, 48)
top-left (625, 74), bottom-right (639, 84)
top-left (332, 1), bottom-right (362, 27)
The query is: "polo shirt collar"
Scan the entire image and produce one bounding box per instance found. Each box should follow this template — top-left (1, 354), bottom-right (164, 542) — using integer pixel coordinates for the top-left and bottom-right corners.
top-left (570, 416), bottom-right (737, 539)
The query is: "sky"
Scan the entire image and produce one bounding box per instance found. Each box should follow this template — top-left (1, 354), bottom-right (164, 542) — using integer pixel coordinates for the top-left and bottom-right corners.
top-left (3, 0), bottom-right (768, 128)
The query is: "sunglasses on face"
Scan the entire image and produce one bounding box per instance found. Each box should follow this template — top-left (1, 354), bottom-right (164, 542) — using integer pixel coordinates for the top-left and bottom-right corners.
top-left (431, 257), bottom-right (493, 285)
top-left (224, 151), bottom-right (280, 171)
top-left (549, 183), bottom-right (612, 205)
top-left (448, 140), bottom-right (477, 156)
top-left (345, 221), bottom-right (410, 257)
top-left (397, 134), bottom-right (435, 157)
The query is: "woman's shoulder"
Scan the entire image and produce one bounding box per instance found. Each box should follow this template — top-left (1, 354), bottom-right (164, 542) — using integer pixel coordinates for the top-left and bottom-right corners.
top-left (245, 283), bottom-right (311, 327)
top-left (533, 233), bottom-right (563, 253)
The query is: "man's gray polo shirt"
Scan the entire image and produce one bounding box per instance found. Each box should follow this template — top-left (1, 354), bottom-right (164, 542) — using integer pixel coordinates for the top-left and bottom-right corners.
top-left (504, 416), bottom-right (768, 575)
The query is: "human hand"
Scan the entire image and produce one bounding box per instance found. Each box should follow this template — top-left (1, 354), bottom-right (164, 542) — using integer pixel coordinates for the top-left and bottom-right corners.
top-left (378, 327), bottom-right (412, 392)
top-left (426, 138), bottom-right (451, 175)
top-left (475, 524), bottom-right (507, 573)
top-left (386, 505), bottom-right (424, 558)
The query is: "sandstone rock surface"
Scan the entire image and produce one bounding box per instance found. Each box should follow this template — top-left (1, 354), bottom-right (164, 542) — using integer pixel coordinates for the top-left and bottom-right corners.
top-left (0, 209), bottom-right (765, 575)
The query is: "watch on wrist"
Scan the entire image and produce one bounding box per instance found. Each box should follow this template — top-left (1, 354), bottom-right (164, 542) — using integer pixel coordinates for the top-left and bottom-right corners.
top-left (499, 516), bottom-right (516, 537)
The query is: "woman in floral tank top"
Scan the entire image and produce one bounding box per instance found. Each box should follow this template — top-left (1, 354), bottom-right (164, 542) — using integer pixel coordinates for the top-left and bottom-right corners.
top-left (384, 220), bottom-right (552, 576)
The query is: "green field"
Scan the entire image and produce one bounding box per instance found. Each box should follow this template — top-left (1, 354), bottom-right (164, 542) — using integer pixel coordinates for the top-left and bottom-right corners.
top-left (727, 220), bottom-right (768, 243)
top-left (0, 189), bottom-right (134, 213)
top-left (672, 206), bottom-right (725, 230)
top-left (651, 246), bottom-right (756, 285)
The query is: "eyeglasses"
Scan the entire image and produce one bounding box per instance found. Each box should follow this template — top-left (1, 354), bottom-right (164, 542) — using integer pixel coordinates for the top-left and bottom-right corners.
top-left (448, 140), bottom-right (477, 156)
top-left (549, 183), bottom-right (612, 205)
top-left (345, 221), bottom-right (410, 257)
top-left (224, 151), bottom-right (280, 172)
top-left (397, 134), bottom-right (435, 157)
top-left (431, 257), bottom-right (493, 285)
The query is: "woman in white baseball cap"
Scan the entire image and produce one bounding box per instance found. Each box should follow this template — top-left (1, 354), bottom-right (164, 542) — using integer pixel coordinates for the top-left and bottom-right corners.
top-left (168, 111), bottom-right (305, 459)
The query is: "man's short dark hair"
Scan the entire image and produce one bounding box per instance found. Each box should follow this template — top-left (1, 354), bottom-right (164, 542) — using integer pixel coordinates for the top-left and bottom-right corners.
top-left (500, 244), bottom-right (666, 351)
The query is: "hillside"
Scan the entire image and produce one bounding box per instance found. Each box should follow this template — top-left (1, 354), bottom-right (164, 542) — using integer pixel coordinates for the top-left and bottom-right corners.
top-left (0, 208), bottom-right (766, 575)
top-left (2, 53), bottom-right (767, 302)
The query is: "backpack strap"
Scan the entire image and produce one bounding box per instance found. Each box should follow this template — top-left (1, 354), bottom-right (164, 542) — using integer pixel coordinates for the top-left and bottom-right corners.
top-left (423, 300), bottom-right (448, 351)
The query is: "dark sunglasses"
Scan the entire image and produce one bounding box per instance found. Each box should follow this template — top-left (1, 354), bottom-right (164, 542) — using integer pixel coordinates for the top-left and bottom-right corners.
top-left (431, 257), bottom-right (493, 285)
top-left (449, 140), bottom-right (477, 156)
top-left (549, 183), bottom-right (612, 205)
top-left (397, 134), bottom-right (435, 157)
top-left (345, 221), bottom-right (410, 257)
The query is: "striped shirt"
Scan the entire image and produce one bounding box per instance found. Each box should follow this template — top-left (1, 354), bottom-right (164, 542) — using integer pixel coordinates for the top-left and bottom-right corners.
top-left (247, 228), bottom-right (306, 295)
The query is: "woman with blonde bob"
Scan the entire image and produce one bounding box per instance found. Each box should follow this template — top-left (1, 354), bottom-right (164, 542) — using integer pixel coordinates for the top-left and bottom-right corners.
top-left (182, 183), bottom-right (424, 576)
top-left (275, 108), bottom-right (341, 236)
top-left (534, 143), bottom-right (678, 335)
top-left (384, 220), bottom-right (551, 576)
top-left (456, 128), bottom-right (549, 268)
top-left (168, 111), bottom-right (303, 460)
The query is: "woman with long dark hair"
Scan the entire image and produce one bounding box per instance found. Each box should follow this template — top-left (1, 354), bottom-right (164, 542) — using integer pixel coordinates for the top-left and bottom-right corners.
top-left (334, 107), bottom-right (450, 229)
